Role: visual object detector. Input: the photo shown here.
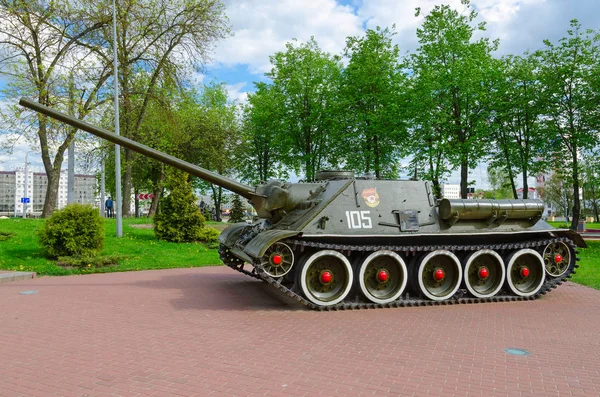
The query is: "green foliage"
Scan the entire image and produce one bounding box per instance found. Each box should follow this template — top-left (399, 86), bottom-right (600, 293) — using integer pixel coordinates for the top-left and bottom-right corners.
top-left (339, 26), bottom-right (408, 179)
top-left (487, 166), bottom-right (517, 199)
top-left (0, 231), bottom-right (16, 241)
top-left (0, 218), bottom-right (221, 276)
top-left (56, 255), bottom-right (122, 269)
top-left (228, 195), bottom-right (245, 223)
top-left (203, 206), bottom-right (213, 221)
top-left (536, 20), bottom-right (600, 229)
top-left (408, 1), bottom-right (498, 197)
top-left (38, 204), bottom-right (104, 258)
top-left (198, 227), bottom-right (220, 249)
top-left (240, 83), bottom-right (288, 184)
top-left (176, 83), bottom-right (241, 221)
top-left (489, 53), bottom-right (548, 199)
top-left (264, 38), bottom-right (343, 181)
top-left (154, 171), bottom-right (206, 242)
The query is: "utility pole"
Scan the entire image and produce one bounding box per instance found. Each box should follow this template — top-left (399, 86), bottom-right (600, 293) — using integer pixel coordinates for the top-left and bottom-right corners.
top-left (113, 0), bottom-right (123, 237)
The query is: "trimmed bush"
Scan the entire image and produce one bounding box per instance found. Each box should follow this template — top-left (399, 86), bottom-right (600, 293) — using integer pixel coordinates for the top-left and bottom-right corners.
top-left (38, 204), bottom-right (104, 258)
top-left (198, 227), bottom-right (220, 248)
top-left (154, 170), bottom-right (206, 242)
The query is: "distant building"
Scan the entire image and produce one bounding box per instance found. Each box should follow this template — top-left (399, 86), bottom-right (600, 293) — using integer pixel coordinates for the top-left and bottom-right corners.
top-left (516, 187), bottom-right (539, 200)
top-left (441, 184), bottom-right (460, 199)
top-left (0, 169), bottom-right (97, 215)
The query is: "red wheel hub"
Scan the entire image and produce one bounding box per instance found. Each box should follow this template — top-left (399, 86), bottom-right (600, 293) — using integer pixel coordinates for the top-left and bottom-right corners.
top-left (320, 271), bottom-right (333, 284)
top-left (433, 268), bottom-right (445, 281)
top-left (554, 254), bottom-right (563, 263)
top-left (520, 267), bottom-right (530, 278)
top-left (272, 254), bottom-right (282, 265)
top-left (376, 269), bottom-right (389, 282)
top-left (478, 267), bottom-right (489, 279)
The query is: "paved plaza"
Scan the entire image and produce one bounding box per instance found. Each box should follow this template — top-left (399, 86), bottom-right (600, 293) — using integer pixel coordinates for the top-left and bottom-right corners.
top-left (1, 266), bottom-right (599, 397)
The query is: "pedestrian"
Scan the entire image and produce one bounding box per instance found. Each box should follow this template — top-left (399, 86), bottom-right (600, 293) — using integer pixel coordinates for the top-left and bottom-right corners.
top-left (105, 197), bottom-right (114, 218)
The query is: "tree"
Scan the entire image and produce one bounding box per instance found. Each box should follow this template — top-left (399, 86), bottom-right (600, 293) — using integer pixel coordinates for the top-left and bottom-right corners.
top-left (176, 83), bottom-right (240, 222)
top-left (581, 152), bottom-right (600, 222)
top-left (266, 38), bottom-right (343, 181)
top-left (489, 54), bottom-right (549, 199)
top-left (154, 170), bottom-right (205, 243)
top-left (486, 165), bottom-right (516, 199)
top-left (0, 1), bottom-right (109, 217)
top-left (536, 20), bottom-right (599, 230)
top-left (93, 0), bottom-right (228, 216)
top-left (240, 83), bottom-right (288, 184)
top-left (339, 26), bottom-right (408, 179)
top-left (409, 2), bottom-right (499, 198)
top-left (541, 172), bottom-right (573, 221)
top-left (228, 195), bottom-right (245, 223)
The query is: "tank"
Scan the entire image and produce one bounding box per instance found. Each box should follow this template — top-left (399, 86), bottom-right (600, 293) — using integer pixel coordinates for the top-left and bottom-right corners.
top-left (20, 98), bottom-right (586, 310)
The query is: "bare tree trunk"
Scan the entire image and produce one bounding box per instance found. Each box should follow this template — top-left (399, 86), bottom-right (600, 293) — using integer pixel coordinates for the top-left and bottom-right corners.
top-left (148, 167), bottom-right (164, 217)
top-left (571, 145), bottom-right (581, 231)
top-left (122, 149), bottom-right (133, 217)
top-left (460, 161), bottom-right (468, 199)
top-left (522, 169), bottom-right (529, 200)
top-left (42, 170), bottom-right (61, 217)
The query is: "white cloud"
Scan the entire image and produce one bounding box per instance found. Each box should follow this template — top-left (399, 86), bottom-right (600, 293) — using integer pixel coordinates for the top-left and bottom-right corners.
top-left (215, 0), bottom-right (363, 74)
top-left (226, 82), bottom-right (249, 105)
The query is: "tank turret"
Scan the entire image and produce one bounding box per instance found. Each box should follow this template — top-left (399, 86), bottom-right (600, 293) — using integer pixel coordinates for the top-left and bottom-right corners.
top-left (20, 98), bottom-right (585, 310)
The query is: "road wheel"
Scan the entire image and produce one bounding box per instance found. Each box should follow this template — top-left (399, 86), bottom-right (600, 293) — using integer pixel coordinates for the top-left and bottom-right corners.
top-left (260, 242), bottom-right (294, 278)
top-left (543, 241), bottom-right (571, 277)
top-left (297, 250), bottom-right (353, 307)
top-left (417, 250), bottom-right (462, 301)
top-left (505, 249), bottom-right (545, 297)
top-left (357, 250), bottom-right (407, 304)
top-left (464, 250), bottom-right (505, 298)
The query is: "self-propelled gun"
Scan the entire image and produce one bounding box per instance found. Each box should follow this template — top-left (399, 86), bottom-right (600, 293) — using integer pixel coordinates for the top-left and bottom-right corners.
top-left (20, 98), bottom-right (585, 310)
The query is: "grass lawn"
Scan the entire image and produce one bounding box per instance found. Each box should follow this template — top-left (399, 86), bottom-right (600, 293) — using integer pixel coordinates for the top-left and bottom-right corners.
top-left (0, 217), bottom-right (221, 276)
top-left (1, 216), bottom-right (599, 291)
top-left (572, 240), bottom-right (600, 290)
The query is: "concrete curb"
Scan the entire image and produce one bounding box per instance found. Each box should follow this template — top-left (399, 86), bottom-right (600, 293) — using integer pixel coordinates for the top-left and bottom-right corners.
top-left (0, 271), bottom-right (36, 283)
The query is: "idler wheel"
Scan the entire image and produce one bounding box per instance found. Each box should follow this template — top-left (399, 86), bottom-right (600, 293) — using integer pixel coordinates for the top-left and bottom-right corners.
top-left (417, 250), bottom-right (462, 301)
top-left (357, 250), bottom-right (407, 304)
top-left (463, 249), bottom-right (505, 298)
top-left (297, 250), bottom-right (353, 306)
top-left (543, 241), bottom-right (571, 277)
top-left (505, 249), bottom-right (545, 297)
top-left (260, 242), bottom-right (294, 278)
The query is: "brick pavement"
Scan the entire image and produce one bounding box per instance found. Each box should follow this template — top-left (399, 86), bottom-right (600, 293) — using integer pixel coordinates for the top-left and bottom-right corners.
top-left (1, 266), bottom-right (599, 397)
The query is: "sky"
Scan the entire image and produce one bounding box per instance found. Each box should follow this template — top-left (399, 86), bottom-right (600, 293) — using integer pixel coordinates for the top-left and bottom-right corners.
top-left (1, 0), bottom-right (599, 187)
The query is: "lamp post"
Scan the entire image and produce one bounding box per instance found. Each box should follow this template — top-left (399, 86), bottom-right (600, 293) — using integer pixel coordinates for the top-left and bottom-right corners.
top-left (112, 0), bottom-right (122, 237)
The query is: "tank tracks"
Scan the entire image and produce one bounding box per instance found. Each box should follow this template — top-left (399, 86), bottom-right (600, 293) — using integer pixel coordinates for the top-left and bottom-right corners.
top-left (219, 236), bottom-right (580, 311)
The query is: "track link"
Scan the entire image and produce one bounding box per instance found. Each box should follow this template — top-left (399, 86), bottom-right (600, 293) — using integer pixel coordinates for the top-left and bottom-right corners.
top-left (220, 236), bottom-right (580, 311)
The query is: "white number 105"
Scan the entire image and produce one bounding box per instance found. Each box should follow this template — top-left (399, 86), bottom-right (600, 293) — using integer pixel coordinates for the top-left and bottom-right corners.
top-left (345, 210), bottom-right (372, 229)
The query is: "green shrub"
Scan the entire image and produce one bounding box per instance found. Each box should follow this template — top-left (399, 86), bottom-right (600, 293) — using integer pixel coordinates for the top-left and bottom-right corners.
top-left (203, 207), bottom-right (212, 221)
top-left (0, 231), bottom-right (16, 241)
top-left (228, 195), bottom-right (245, 223)
top-left (198, 227), bottom-right (220, 248)
top-left (154, 170), bottom-right (205, 242)
top-left (38, 204), bottom-right (104, 258)
top-left (56, 254), bottom-right (123, 269)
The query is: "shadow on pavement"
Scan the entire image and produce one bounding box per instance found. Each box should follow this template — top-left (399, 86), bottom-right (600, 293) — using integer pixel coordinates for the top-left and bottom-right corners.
top-left (132, 271), bottom-right (307, 312)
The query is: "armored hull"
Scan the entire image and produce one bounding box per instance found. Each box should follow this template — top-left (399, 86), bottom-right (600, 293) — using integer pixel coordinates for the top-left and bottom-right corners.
top-left (20, 98), bottom-right (585, 310)
top-left (218, 178), bottom-right (584, 310)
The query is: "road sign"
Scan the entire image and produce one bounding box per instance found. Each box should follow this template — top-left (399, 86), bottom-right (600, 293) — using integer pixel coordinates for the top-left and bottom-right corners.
top-left (136, 193), bottom-right (154, 200)
top-left (20, 198), bottom-right (30, 203)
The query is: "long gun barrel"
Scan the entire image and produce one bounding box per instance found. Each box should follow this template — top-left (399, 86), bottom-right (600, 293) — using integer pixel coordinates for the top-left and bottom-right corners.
top-left (19, 98), bottom-right (256, 201)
